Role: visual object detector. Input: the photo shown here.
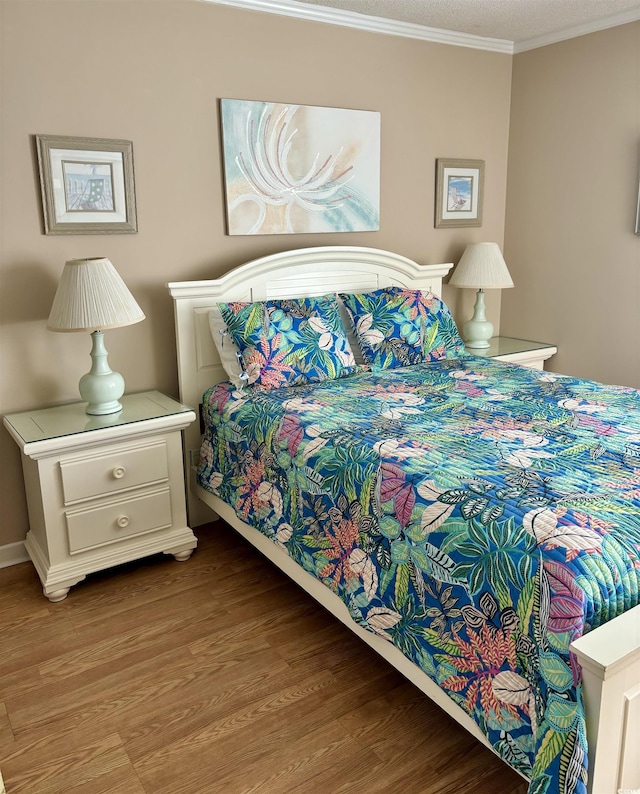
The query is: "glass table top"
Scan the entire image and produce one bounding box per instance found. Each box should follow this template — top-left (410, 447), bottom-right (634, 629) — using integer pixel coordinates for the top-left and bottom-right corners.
top-left (4, 391), bottom-right (194, 445)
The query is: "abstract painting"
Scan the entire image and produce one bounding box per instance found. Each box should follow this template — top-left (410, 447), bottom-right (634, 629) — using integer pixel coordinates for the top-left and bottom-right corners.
top-left (221, 99), bottom-right (380, 235)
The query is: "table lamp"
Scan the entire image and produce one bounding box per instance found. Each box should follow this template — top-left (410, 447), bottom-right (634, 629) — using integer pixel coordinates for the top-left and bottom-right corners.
top-left (48, 257), bottom-right (145, 415)
top-left (448, 242), bottom-right (514, 349)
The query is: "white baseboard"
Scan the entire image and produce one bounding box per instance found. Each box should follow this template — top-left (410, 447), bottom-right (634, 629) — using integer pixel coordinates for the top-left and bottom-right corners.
top-left (0, 540), bottom-right (28, 568)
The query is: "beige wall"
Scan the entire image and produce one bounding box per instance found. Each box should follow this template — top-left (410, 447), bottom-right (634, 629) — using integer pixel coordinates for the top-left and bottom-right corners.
top-left (503, 22), bottom-right (640, 386)
top-left (0, 1), bottom-right (512, 545)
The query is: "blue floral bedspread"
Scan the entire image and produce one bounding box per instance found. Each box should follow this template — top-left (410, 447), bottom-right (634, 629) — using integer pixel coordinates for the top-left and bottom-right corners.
top-left (198, 357), bottom-right (640, 794)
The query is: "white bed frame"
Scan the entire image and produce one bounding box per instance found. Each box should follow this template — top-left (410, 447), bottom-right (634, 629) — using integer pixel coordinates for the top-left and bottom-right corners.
top-left (168, 245), bottom-right (640, 794)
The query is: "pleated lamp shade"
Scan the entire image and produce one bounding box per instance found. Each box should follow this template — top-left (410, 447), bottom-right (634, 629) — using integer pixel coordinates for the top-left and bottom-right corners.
top-left (449, 242), bottom-right (514, 290)
top-left (48, 258), bottom-right (145, 415)
top-left (48, 257), bottom-right (145, 332)
top-left (449, 243), bottom-right (513, 350)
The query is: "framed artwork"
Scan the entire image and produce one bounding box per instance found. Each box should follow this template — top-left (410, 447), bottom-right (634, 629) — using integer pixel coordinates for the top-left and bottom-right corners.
top-left (220, 99), bottom-right (380, 235)
top-left (636, 175), bottom-right (640, 235)
top-left (36, 135), bottom-right (137, 234)
top-left (435, 158), bottom-right (485, 228)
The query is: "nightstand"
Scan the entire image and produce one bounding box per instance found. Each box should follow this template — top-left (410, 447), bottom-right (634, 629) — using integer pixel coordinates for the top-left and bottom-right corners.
top-left (467, 336), bottom-right (557, 370)
top-left (3, 391), bottom-right (198, 602)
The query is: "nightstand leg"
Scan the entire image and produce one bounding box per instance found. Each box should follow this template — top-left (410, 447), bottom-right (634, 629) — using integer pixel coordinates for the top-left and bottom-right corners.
top-left (171, 549), bottom-right (194, 562)
top-left (44, 586), bottom-right (71, 603)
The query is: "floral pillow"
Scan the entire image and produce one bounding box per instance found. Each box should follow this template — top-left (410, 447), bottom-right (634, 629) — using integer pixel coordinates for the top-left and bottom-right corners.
top-left (218, 294), bottom-right (357, 389)
top-left (340, 286), bottom-right (465, 370)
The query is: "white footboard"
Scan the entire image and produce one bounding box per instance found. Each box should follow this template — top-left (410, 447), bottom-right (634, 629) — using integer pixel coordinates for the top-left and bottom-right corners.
top-left (570, 606), bottom-right (640, 794)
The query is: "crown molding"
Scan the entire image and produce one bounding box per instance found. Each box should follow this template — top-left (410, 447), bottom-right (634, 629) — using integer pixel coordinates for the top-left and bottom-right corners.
top-left (201, 0), bottom-right (640, 54)
top-left (514, 7), bottom-right (640, 53)
top-left (200, 0), bottom-right (515, 53)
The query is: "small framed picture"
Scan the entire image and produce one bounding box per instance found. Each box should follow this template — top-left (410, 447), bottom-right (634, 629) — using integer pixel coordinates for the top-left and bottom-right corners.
top-left (36, 135), bottom-right (137, 234)
top-left (435, 158), bottom-right (485, 228)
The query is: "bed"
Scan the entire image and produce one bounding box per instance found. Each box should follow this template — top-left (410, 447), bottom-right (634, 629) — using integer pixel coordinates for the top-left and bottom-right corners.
top-left (168, 245), bottom-right (640, 794)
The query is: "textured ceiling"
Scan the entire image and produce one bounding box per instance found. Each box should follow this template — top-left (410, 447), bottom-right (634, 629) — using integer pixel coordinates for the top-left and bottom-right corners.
top-left (287, 0), bottom-right (640, 44)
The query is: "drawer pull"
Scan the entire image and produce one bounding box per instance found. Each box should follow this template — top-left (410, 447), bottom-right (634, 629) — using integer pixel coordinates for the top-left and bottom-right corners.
top-left (116, 515), bottom-right (130, 529)
top-left (112, 466), bottom-right (127, 479)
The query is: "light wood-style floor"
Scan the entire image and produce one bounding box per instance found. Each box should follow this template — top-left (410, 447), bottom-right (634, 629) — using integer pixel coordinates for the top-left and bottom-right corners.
top-left (0, 522), bottom-right (528, 794)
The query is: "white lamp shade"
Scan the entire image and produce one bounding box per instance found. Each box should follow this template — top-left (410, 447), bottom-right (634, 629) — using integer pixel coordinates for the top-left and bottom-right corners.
top-left (48, 257), bottom-right (145, 332)
top-left (449, 242), bottom-right (514, 290)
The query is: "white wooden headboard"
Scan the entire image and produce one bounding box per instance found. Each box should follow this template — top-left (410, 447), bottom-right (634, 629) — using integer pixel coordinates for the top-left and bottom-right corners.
top-left (168, 245), bottom-right (453, 523)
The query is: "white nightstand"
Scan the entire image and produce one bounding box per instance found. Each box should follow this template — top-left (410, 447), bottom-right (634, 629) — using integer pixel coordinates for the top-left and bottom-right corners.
top-left (3, 391), bottom-right (198, 602)
top-left (467, 336), bottom-right (557, 370)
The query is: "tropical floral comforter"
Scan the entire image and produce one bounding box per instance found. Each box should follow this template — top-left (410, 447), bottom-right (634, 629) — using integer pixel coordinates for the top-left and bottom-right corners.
top-left (198, 357), bottom-right (640, 794)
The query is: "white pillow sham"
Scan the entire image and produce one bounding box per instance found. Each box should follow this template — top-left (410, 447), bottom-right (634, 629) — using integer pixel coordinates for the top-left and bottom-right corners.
top-left (208, 306), bottom-right (246, 388)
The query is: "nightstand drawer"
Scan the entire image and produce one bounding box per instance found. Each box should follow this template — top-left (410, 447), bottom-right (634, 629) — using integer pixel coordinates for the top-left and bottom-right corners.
top-left (60, 440), bottom-right (169, 504)
top-left (66, 488), bottom-right (172, 553)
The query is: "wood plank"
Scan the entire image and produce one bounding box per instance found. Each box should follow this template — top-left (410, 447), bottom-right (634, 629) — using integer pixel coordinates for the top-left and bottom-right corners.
top-left (132, 669), bottom-right (340, 792)
top-left (1, 731), bottom-right (134, 794)
top-left (215, 718), bottom-right (380, 794)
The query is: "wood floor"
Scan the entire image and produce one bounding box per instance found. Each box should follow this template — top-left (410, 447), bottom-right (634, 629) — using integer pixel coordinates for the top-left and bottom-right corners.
top-left (0, 521), bottom-right (528, 794)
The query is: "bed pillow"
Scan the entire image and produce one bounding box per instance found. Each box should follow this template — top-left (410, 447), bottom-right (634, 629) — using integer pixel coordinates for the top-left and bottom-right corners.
top-left (208, 306), bottom-right (246, 388)
top-left (217, 294), bottom-right (357, 389)
top-left (340, 286), bottom-right (465, 370)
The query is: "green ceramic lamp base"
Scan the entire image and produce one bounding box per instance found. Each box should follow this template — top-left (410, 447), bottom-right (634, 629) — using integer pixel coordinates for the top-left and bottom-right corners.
top-left (462, 289), bottom-right (493, 349)
top-left (79, 330), bottom-right (125, 415)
